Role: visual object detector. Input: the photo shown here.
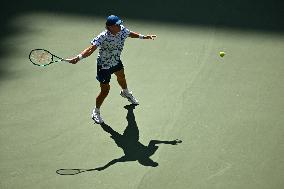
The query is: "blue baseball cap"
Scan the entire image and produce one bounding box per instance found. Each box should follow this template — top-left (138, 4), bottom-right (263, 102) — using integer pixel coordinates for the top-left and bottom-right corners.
top-left (106, 15), bottom-right (123, 26)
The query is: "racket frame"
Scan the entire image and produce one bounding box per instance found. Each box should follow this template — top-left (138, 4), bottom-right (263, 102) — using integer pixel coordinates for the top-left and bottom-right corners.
top-left (29, 48), bottom-right (68, 67)
top-left (56, 168), bottom-right (96, 175)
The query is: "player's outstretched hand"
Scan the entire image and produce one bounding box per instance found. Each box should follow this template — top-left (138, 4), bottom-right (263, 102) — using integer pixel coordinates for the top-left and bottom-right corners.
top-left (145, 35), bottom-right (157, 40)
top-left (171, 139), bottom-right (182, 145)
top-left (66, 57), bottom-right (79, 64)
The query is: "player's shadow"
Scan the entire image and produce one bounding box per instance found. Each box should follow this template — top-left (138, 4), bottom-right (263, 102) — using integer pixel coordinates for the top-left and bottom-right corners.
top-left (94, 104), bottom-right (182, 171)
top-left (56, 104), bottom-right (181, 175)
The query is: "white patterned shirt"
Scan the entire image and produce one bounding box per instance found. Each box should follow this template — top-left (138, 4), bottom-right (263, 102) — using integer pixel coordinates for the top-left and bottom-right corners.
top-left (91, 25), bottom-right (130, 69)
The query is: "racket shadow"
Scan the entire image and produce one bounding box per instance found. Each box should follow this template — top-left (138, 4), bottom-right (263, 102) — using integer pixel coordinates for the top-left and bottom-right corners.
top-left (56, 168), bottom-right (97, 175)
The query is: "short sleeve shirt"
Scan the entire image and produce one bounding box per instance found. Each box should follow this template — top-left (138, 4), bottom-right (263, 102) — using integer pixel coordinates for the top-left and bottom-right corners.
top-left (91, 25), bottom-right (130, 69)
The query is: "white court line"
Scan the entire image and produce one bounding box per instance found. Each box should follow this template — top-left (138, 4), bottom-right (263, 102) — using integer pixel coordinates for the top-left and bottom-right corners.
top-left (207, 162), bottom-right (232, 180)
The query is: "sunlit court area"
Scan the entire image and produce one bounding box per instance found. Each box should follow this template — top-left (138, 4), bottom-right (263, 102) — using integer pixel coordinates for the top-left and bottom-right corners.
top-left (0, 1), bottom-right (283, 189)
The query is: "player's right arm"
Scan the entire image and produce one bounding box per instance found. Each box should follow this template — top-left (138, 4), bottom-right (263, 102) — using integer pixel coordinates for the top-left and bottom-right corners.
top-left (67, 44), bottom-right (97, 64)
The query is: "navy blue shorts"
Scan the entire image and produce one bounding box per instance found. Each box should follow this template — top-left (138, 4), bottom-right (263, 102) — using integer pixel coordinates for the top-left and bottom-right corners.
top-left (96, 61), bottom-right (124, 84)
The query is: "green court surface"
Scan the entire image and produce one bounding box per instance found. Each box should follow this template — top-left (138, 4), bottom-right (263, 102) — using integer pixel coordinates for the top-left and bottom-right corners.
top-left (0, 13), bottom-right (283, 189)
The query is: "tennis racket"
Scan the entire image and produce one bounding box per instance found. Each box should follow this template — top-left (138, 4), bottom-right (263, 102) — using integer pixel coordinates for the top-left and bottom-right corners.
top-left (56, 168), bottom-right (97, 175)
top-left (29, 48), bottom-right (69, 67)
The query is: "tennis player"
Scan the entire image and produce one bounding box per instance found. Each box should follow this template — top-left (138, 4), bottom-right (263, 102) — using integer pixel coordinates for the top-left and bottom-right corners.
top-left (67, 15), bottom-right (156, 124)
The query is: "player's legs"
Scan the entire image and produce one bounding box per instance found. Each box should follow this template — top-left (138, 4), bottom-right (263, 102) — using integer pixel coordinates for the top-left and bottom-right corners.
top-left (93, 64), bottom-right (112, 124)
top-left (114, 68), bottom-right (139, 105)
top-left (92, 83), bottom-right (110, 124)
top-left (114, 68), bottom-right (127, 89)
top-left (96, 83), bottom-right (110, 109)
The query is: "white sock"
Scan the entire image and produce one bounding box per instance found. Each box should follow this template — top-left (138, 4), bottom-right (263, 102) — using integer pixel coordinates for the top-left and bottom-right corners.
top-left (123, 88), bottom-right (129, 93)
top-left (94, 107), bottom-right (100, 113)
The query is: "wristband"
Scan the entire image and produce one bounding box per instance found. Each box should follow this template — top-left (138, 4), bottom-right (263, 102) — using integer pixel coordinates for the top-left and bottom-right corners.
top-left (77, 54), bottom-right (83, 60)
top-left (139, 34), bottom-right (144, 39)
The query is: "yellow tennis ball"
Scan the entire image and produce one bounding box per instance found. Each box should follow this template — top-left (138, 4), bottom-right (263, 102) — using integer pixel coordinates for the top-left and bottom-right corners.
top-left (219, 51), bottom-right (225, 57)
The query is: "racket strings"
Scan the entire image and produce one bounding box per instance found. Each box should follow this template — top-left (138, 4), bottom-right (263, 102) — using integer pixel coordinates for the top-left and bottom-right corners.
top-left (56, 169), bottom-right (82, 175)
top-left (30, 50), bottom-right (53, 65)
top-left (56, 168), bottom-right (96, 175)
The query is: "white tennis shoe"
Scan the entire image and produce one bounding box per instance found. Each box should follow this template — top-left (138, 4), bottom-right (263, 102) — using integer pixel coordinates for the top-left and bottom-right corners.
top-left (120, 90), bottom-right (139, 105)
top-left (91, 109), bottom-right (104, 124)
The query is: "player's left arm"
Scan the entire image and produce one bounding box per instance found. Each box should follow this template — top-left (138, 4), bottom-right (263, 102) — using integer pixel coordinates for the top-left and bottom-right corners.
top-left (129, 31), bottom-right (157, 40)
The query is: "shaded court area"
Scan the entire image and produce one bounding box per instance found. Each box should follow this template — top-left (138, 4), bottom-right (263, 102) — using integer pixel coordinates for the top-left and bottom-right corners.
top-left (0, 1), bottom-right (284, 189)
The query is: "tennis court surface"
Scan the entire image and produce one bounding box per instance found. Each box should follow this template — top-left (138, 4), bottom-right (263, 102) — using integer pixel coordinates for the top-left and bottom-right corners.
top-left (0, 12), bottom-right (283, 189)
